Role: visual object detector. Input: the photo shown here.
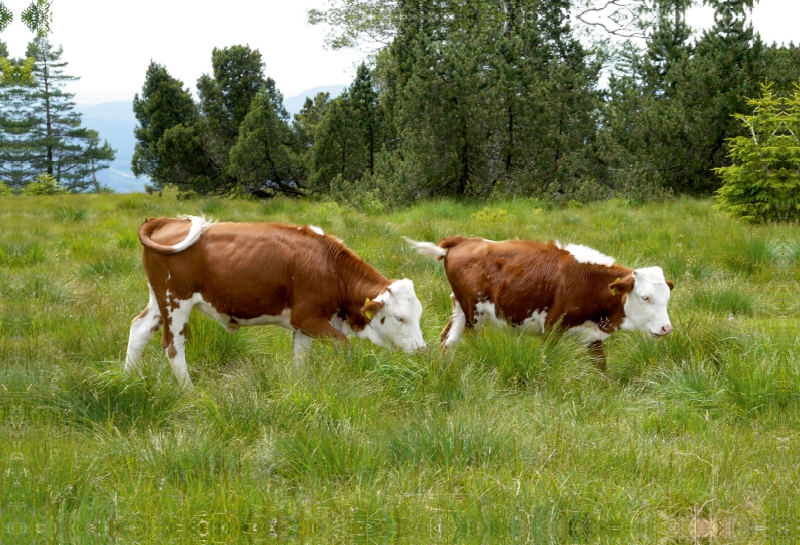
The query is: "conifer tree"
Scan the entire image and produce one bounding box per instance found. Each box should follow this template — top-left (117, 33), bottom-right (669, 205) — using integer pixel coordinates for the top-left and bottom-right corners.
top-left (24, 36), bottom-right (114, 191)
top-left (132, 62), bottom-right (199, 189)
top-left (228, 89), bottom-right (302, 197)
top-left (715, 83), bottom-right (800, 223)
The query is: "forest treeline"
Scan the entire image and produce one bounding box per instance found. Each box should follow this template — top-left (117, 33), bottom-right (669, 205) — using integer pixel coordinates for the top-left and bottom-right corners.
top-left (133, 0), bottom-right (799, 208)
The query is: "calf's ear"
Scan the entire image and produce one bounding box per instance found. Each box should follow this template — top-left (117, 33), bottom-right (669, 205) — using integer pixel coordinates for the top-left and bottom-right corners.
top-left (666, 280), bottom-right (675, 291)
top-left (609, 274), bottom-right (635, 296)
top-left (361, 298), bottom-right (385, 322)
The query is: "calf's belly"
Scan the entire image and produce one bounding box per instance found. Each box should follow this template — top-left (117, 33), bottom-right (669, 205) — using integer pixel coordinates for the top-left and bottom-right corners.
top-left (192, 295), bottom-right (293, 332)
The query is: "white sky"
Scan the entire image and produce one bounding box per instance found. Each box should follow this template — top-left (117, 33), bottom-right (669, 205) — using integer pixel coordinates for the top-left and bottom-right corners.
top-left (0, 0), bottom-right (796, 106)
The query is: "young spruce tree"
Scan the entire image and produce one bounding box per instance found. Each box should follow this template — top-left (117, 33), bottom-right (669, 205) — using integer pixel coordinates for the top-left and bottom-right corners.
top-left (715, 83), bottom-right (800, 223)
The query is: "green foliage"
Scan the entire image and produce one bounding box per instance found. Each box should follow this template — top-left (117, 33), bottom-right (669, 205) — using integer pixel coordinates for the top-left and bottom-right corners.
top-left (715, 83), bottom-right (800, 223)
top-left (0, 180), bottom-right (11, 194)
top-left (20, 172), bottom-right (64, 194)
top-left (131, 62), bottom-right (197, 189)
top-left (600, 0), bottom-right (768, 196)
top-left (0, 55), bottom-right (34, 85)
top-left (0, 3), bottom-right (12, 32)
top-left (228, 89), bottom-right (302, 197)
top-left (20, 0), bottom-right (51, 35)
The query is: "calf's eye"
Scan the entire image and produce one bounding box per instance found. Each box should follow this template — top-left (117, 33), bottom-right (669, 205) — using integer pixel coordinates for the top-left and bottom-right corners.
top-left (395, 316), bottom-right (404, 323)
top-left (641, 296), bottom-right (651, 303)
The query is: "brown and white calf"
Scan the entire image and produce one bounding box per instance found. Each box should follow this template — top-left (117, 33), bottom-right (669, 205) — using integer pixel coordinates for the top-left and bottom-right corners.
top-left (405, 236), bottom-right (674, 369)
top-left (125, 216), bottom-right (425, 387)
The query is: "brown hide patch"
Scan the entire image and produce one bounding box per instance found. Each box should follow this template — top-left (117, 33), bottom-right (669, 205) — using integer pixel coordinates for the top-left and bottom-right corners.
top-left (149, 317), bottom-right (163, 333)
top-left (131, 307), bottom-right (149, 325)
top-left (139, 219), bottom-right (391, 342)
top-left (441, 236), bottom-right (634, 333)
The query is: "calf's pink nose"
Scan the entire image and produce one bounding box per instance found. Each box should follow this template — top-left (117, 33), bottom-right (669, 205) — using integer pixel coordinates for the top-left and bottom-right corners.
top-left (661, 324), bottom-right (672, 335)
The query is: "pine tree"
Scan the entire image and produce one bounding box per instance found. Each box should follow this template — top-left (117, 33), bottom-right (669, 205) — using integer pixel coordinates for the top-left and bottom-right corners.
top-left (192, 45), bottom-right (272, 194)
top-left (292, 92), bottom-right (330, 185)
top-left (0, 41), bottom-right (36, 189)
top-left (24, 36), bottom-right (115, 192)
top-left (349, 64), bottom-right (380, 175)
top-left (715, 83), bottom-right (800, 223)
top-left (132, 61), bottom-right (197, 187)
top-left (228, 89), bottom-right (302, 197)
top-left (308, 91), bottom-right (366, 193)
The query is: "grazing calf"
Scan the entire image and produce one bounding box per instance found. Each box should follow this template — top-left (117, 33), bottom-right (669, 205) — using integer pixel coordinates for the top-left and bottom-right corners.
top-left (405, 236), bottom-right (674, 369)
top-left (125, 216), bottom-right (425, 387)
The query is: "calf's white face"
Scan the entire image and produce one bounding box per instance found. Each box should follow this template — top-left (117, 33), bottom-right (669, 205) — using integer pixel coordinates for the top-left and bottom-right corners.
top-left (358, 279), bottom-right (426, 352)
top-left (620, 267), bottom-right (674, 338)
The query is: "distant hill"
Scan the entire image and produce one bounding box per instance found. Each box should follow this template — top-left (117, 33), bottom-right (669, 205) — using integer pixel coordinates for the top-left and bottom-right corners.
top-left (283, 85), bottom-right (347, 115)
top-left (79, 101), bottom-right (147, 193)
top-left (77, 85), bottom-right (348, 193)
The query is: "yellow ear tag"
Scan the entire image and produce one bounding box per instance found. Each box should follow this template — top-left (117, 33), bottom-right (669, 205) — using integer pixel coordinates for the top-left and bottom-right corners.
top-left (611, 278), bottom-right (621, 296)
top-left (364, 298), bottom-right (373, 320)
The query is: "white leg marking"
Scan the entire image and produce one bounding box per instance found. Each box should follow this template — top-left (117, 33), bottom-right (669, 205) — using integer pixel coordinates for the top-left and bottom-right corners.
top-left (474, 300), bottom-right (507, 329)
top-left (124, 284), bottom-right (162, 374)
top-left (569, 320), bottom-right (611, 343)
top-left (444, 296), bottom-right (467, 348)
top-left (292, 330), bottom-right (314, 368)
top-left (519, 309), bottom-right (548, 334)
top-left (166, 297), bottom-right (195, 389)
top-left (330, 312), bottom-right (353, 336)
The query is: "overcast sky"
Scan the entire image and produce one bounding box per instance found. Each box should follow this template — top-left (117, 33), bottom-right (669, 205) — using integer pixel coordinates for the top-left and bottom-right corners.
top-left (1, 0), bottom-right (796, 106)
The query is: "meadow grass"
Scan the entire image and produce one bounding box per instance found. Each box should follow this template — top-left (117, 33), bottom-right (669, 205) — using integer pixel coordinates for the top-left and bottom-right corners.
top-left (0, 192), bottom-right (796, 543)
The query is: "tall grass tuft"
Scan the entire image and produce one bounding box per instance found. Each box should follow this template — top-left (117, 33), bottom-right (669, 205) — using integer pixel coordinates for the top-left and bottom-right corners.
top-left (81, 252), bottom-right (139, 277)
top-left (689, 280), bottom-right (762, 316)
top-left (183, 312), bottom-right (254, 372)
top-left (459, 326), bottom-right (594, 392)
top-left (275, 417), bottom-right (384, 482)
top-left (45, 365), bottom-right (193, 432)
top-left (52, 206), bottom-right (91, 222)
top-left (199, 198), bottom-right (227, 216)
top-left (0, 240), bottom-right (45, 266)
top-left (386, 404), bottom-right (517, 469)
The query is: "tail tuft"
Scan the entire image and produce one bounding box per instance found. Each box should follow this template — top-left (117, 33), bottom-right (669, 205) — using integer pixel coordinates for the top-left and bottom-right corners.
top-left (403, 237), bottom-right (448, 260)
top-left (139, 215), bottom-right (216, 254)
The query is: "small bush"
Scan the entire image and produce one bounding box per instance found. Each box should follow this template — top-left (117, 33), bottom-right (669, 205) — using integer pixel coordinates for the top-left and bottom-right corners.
top-left (471, 207), bottom-right (509, 224)
top-left (714, 83), bottom-right (800, 223)
top-left (21, 173), bottom-right (66, 195)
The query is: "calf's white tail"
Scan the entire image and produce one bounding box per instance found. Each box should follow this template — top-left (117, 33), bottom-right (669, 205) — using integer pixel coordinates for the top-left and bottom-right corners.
top-left (403, 237), bottom-right (448, 259)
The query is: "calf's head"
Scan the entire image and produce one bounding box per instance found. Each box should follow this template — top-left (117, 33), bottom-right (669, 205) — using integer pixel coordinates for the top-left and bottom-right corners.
top-left (612, 267), bottom-right (674, 338)
top-left (357, 279), bottom-right (426, 352)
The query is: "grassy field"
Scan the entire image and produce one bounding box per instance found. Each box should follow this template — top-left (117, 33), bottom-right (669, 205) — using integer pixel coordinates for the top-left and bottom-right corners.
top-left (1, 193), bottom-right (796, 543)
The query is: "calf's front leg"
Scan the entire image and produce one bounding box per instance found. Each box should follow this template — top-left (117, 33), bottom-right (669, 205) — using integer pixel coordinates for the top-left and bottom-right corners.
top-left (291, 315), bottom-right (348, 366)
top-left (587, 340), bottom-right (606, 372)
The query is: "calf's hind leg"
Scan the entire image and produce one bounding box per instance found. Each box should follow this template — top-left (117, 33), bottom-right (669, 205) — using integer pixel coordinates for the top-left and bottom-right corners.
top-left (440, 294), bottom-right (467, 349)
top-left (124, 284), bottom-right (163, 374)
top-left (161, 299), bottom-right (196, 389)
